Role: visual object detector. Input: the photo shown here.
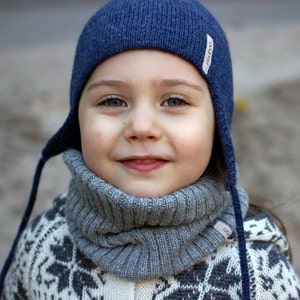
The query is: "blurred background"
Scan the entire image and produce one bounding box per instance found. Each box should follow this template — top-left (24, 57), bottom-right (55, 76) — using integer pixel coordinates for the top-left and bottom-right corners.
top-left (1, 0), bottom-right (300, 274)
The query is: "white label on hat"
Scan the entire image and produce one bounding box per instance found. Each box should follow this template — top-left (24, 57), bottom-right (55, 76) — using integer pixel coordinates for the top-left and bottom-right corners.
top-left (214, 221), bottom-right (232, 239)
top-left (202, 34), bottom-right (214, 75)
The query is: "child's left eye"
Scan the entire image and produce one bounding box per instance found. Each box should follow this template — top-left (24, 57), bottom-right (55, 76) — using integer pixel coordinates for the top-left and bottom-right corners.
top-left (162, 95), bottom-right (188, 107)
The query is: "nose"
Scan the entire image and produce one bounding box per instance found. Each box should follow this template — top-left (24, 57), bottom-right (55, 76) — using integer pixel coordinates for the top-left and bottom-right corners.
top-left (124, 107), bottom-right (162, 142)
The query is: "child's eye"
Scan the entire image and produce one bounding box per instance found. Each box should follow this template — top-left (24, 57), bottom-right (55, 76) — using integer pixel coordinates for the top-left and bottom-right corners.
top-left (98, 96), bottom-right (127, 107)
top-left (162, 95), bottom-right (188, 107)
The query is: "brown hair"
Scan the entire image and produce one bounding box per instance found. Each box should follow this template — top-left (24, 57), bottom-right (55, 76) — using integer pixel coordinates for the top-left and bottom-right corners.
top-left (202, 132), bottom-right (226, 183)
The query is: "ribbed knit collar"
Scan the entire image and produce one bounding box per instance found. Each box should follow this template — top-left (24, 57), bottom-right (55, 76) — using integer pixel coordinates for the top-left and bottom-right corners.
top-left (63, 149), bottom-right (248, 280)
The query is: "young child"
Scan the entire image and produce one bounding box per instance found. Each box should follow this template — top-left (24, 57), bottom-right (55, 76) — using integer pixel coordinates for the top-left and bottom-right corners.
top-left (1, 0), bottom-right (300, 299)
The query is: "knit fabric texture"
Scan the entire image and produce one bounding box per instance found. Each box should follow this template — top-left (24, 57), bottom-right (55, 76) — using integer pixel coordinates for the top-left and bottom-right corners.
top-left (3, 195), bottom-right (300, 299)
top-left (63, 150), bottom-right (249, 280)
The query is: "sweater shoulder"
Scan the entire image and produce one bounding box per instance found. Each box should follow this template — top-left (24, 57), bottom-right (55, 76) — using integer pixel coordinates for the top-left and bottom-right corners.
top-left (149, 212), bottom-right (300, 299)
top-left (12, 193), bottom-right (69, 256)
top-left (243, 211), bottom-right (300, 299)
top-left (3, 194), bottom-right (72, 298)
top-left (244, 210), bottom-right (290, 257)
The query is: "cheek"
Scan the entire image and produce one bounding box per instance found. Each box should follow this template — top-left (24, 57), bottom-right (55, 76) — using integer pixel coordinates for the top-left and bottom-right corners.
top-left (81, 119), bottom-right (99, 146)
top-left (177, 122), bottom-right (214, 167)
top-left (80, 119), bottom-right (106, 164)
top-left (80, 116), bottom-right (122, 166)
top-left (81, 113), bottom-right (113, 140)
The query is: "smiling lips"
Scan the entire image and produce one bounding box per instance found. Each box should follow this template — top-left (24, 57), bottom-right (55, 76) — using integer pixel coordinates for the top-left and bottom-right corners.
top-left (119, 156), bottom-right (167, 172)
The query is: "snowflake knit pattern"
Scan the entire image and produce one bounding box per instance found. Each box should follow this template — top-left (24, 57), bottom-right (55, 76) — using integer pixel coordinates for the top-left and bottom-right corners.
top-left (3, 195), bottom-right (300, 300)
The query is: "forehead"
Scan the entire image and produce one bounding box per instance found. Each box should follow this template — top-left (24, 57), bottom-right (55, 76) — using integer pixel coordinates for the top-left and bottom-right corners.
top-left (85, 49), bottom-right (207, 87)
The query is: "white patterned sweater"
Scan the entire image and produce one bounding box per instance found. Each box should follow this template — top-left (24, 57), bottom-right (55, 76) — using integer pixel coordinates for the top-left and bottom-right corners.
top-left (2, 195), bottom-right (300, 300)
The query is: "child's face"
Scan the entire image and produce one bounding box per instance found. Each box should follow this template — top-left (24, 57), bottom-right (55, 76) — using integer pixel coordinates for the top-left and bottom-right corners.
top-left (78, 50), bottom-right (215, 198)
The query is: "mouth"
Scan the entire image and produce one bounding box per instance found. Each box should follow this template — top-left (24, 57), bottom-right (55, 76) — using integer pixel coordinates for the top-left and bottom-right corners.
top-left (118, 156), bottom-right (168, 172)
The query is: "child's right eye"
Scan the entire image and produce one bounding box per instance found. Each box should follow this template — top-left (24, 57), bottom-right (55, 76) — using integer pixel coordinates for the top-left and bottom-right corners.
top-left (98, 96), bottom-right (127, 107)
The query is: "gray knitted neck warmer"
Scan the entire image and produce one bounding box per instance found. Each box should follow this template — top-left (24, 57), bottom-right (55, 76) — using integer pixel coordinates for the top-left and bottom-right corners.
top-left (63, 149), bottom-right (249, 280)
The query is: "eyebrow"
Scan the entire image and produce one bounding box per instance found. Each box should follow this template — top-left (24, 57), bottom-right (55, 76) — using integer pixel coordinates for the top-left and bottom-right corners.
top-left (87, 79), bottom-right (130, 91)
top-left (86, 78), bottom-right (205, 92)
top-left (157, 79), bottom-right (205, 92)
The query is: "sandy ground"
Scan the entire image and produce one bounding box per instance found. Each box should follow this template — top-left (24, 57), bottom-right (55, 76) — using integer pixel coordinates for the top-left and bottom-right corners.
top-left (1, 0), bottom-right (300, 276)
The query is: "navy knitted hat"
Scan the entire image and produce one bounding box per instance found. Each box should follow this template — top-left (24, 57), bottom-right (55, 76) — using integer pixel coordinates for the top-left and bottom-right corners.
top-left (0, 0), bottom-right (250, 298)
